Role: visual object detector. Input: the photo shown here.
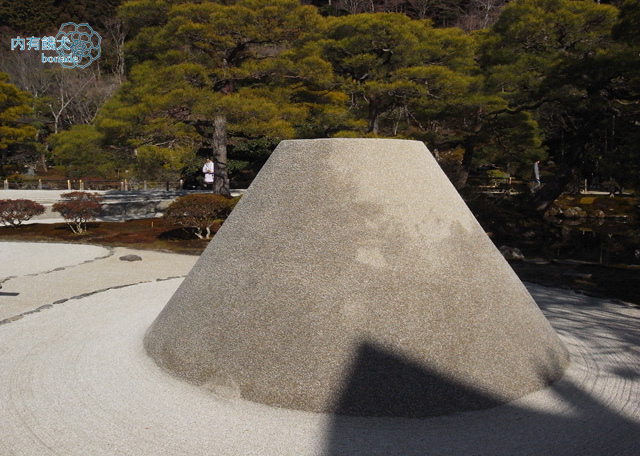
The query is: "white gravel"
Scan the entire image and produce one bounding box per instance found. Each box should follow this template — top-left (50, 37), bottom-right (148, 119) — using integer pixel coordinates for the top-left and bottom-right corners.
top-left (0, 242), bottom-right (197, 322)
top-left (0, 241), bottom-right (109, 277)
top-left (0, 244), bottom-right (638, 455)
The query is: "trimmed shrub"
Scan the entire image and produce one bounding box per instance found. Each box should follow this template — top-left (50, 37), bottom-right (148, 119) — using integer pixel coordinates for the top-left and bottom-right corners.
top-left (164, 193), bottom-right (237, 239)
top-left (0, 199), bottom-right (45, 226)
top-left (52, 191), bottom-right (103, 234)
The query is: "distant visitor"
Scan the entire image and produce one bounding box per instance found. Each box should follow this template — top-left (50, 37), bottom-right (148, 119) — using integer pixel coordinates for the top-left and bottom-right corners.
top-left (202, 158), bottom-right (214, 190)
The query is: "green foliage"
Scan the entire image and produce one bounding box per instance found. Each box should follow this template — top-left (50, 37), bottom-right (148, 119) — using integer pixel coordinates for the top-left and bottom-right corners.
top-left (52, 191), bottom-right (103, 234)
top-left (49, 125), bottom-right (121, 178)
top-left (316, 10), bottom-right (539, 181)
top-left (25, 0), bottom-right (637, 207)
top-left (230, 137), bottom-right (280, 161)
top-left (0, 199), bottom-right (45, 226)
top-left (226, 137), bottom-right (280, 175)
top-left (0, 0), bottom-right (123, 34)
top-left (482, 0), bottom-right (619, 107)
top-left (321, 13), bottom-right (435, 134)
top-left (99, 0), bottom-right (349, 190)
top-left (164, 193), bottom-right (237, 239)
top-left (0, 73), bottom-right (36, 157)
top-left (608, 0), bottom-right (640, 189)
top-left (477, 0), bottom-right (640, 209)
top-left (135, 145), bottom-right (194, 181)
top-left (613, 0), bottom-right (640, 45)
top-left (476, 110), bottom-right (546, 178)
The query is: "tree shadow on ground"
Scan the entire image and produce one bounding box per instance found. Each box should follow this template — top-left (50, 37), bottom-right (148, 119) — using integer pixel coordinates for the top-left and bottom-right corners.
top-left (331, 342), bottom-right (501, 418)
top-left (324, 288), bottom-right (640, 455)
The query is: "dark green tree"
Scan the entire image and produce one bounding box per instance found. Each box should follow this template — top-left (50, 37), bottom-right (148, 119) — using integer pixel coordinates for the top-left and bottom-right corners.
top-left (0, 73), bottom-right (37, 176)
top-left (320, 14), bottom-right (545, 187)
top-left (48, 124), bottom-right (121, 178)
top-left (606, 0), bottom-right (640, 190)
top-left (111, 0), bottom-right (339, 195)
top-left (480, 0), bottom-right (622, 211)
top-left (0, 0), bottom-right (123, 34)
top-left (321, 13), bottom-right (435, 135)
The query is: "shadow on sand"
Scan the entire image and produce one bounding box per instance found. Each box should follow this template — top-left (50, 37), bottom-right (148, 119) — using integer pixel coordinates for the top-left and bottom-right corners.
top-left (324, 287), bottom-right (640, 455)
top-left (332, 342), bottom-right (501, 418)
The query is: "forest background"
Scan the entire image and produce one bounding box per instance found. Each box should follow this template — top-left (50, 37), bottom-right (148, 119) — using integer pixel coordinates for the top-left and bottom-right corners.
top-left (1, 0), bottom-right (639, 214)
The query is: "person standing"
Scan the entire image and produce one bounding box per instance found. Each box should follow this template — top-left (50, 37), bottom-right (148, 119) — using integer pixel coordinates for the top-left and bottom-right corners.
top-left (202, 158), bottom-right (215, 190)
top-left (533, 160), bottom-right (541, 192)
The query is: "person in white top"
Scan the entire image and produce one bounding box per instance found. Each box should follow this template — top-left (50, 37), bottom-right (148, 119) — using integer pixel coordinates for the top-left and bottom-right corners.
top-left (202, 158), bottom-right (215, 190)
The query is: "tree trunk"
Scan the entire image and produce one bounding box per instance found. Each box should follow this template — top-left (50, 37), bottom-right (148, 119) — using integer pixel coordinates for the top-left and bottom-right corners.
top-left (453, 138), bottom-right (475, 190)
top-left (40, 153), bottom-right (48, 173)
top-left (453, 109), bottom-right (484, 190)
top-left (367, 98), bottom-right (380, 134)
top-left (212, 115), bottom-right (231, 197)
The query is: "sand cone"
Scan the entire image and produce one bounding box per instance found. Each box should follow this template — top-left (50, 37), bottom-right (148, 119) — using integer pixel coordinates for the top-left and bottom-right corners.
top-left (145, 139), bottom-right (568, 417)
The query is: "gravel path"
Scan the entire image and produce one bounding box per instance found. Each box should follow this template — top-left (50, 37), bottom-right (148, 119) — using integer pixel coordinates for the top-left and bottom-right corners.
top-left (0, 242), bottom-right (197, 322)
top-left (0, 245), bottom-right (638, 455)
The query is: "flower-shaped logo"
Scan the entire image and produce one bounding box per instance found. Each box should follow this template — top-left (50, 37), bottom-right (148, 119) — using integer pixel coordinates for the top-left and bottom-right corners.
top-left (55, 23), bottom-right (101, 68)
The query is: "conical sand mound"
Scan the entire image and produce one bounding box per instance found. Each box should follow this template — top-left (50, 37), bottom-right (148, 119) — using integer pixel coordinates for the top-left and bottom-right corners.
top-left (145, 139), bottom-right (569, 417)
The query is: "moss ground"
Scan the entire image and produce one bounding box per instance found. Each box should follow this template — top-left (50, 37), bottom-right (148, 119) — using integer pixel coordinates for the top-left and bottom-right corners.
top-left (0, 218), bottom-right (212, 256)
